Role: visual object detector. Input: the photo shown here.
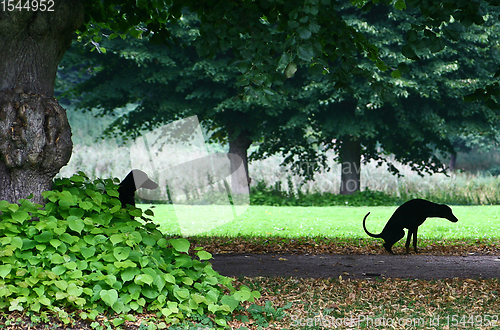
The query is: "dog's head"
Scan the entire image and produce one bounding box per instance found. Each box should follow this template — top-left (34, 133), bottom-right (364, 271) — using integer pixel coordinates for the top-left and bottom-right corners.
top-left (131, 170), bottom-right (158, 190)
top-left (121, 169), bottom-right (158, 191)
top-left (441, 205), bottom-right (458, 223)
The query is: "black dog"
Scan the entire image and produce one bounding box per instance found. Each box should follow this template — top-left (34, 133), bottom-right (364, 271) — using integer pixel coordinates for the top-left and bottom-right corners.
top-left (363, 199), bottom-right (458, 254)
top-left (118, 169), bottom-right (158, 208)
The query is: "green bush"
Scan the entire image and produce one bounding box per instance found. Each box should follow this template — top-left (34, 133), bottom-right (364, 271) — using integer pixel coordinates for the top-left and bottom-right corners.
top-left (250, 181), bottom-right (399, 206)
top-left (0, 172), bottom-right (259, 327)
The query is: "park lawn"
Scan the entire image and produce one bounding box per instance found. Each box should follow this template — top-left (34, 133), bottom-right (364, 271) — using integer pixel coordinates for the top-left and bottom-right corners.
top-left (142, 204), bottom-right (500, 240)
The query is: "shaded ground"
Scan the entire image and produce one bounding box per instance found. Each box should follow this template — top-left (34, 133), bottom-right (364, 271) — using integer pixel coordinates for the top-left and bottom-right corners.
top-left (211, 254), bottom-right (500, 279)
top-left (189, 236), bottom-right (500, 279)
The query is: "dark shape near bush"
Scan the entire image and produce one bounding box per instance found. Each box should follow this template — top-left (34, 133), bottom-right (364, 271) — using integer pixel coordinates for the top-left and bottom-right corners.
top-left (363, 199), bottom-right (458, 254)
top-left (118, 169), bottom-right (158, 207)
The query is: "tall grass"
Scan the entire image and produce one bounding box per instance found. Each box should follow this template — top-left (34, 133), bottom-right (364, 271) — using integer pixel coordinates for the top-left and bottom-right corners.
top-left (61, 108), bottom-right (500, 205)
top-left (249, 152), bottom-right (500, 205)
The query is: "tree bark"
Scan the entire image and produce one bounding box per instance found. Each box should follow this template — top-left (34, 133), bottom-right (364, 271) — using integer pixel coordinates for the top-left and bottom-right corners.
top-left (228, 134), bottom-right (252, 196)
top-left (449, 153), bottom-right (457, 172)
top-left (339, 135), bottom-right (362, 195)
top-left (0, 1), bottom-right (84, 204)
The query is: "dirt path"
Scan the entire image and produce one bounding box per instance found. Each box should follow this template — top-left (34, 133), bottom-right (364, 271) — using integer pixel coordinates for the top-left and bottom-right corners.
top-left (210, 254), bottom-right (500, 279)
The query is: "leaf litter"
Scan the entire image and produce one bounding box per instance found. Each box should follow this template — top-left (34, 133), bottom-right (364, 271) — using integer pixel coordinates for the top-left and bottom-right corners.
top-left (194, 236), bottom-right (500, 329)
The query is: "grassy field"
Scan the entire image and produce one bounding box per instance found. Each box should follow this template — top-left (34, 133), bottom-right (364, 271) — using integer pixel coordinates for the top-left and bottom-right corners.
top-left (145, 204), bottom-right (500, 240)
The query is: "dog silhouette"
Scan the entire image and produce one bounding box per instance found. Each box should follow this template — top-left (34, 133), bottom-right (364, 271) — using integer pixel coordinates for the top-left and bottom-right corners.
top-left (118, 169), bottom-right (158, 208)
top-left (363, 199), bottom-right (458, 254)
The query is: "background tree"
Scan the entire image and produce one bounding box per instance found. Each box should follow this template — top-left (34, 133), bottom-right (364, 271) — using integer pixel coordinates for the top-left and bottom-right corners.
top-left (252, 1), bottom-right (500, 194)
top-left (58, 17), bottom-right (306, 195)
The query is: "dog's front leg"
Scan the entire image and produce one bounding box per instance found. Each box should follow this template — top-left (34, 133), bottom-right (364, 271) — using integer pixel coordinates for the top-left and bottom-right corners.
top-left (413, 227), bottom-right (419, 253)
top-left (405, 230), bottom-right (413, 254)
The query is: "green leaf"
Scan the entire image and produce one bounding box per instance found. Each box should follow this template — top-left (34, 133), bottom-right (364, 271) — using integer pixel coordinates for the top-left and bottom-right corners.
top-left (52, 265), bottom-right (66, 276)
top-left (113, 247), bottom-right (131, 261)
top-left (0, 237), bottom-right (11, 245)
top-left (60, 233), bottom-right (76, 244)
top-left (174, 288), bottom-right (189, 300)
top-left (429, 38), bottom-right (446, 53)
top-left (51, 254), bottom-right (65, 264)
top-left (67, 216), bottom-right (85, 234)
top-left (129, 208), bottom-right (142, 217)
top-left (12, 210), bottom-right (30, 222)
top-left (0, 265), bottom-right (12, 279)
top-left (70, 174), bottom-right (85, 183)
top-left (0, 200), bottom-right (10, 211)
top-left (34, 231), bottom-right (53, 243)
top-left (233, 290), bottom-right (251, 302)
top-left (164, 273), bottom-right (176, 284)
top-left (110, 234), bottom-right (124, 245)
top-left (67, 283), bottom-right (83, 296)
top-left (100, 289), bottom-right (118, 307)
top-left (394, 0), bottom-right (406, 10)
top-left (134, 274), bottom-right (154, 286)
top-left (78, 201), bottom-right (93, 210)
top-left (80, 246), bottom-right (96, 259)
top-left (376, 61), bottom-right (388, 71)
top-left (115, 260), bottom-right (137, 269)
top-left (69, 208), bottom-right (85, 218)
top-left (113, 318), bottom-right (125, 327)
top-left (298, 27), bottom-right (311, 39)
top-left (401, 44), bottom-right (419, 61)
top-left (91, 192), bottom-right (102, 206)
top-left (11, 237), bottom-right (23, 250)
top-left (196, 251), bottom-right (212, 261)
top-left (121, 268), bottom-right (140, 282)
top-left (407, 30), bottom-right (419, 43)
top-left (169, 238), bottom-right (190, 253)
top-left (55, 280), bottom-right (68, 291)
top-left (297, 44), bottom-right (314, 61)
top-left (221, 295), bottom-right (239, 310)
top-left (391, 69), bottom-right (401, 78)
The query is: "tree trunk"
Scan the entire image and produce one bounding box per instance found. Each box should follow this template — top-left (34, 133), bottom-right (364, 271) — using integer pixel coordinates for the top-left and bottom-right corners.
top-left (449, 153), bottom-right (457, 172)
top-left (339, 135), bottom-right (361, 195)
top-left (228, 134), bottom-right (252, 196)
top-left (0, 2), bottom-right (83, 204)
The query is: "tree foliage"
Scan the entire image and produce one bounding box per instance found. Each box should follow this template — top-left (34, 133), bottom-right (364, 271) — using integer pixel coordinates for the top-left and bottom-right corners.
top-left (252, 1), bottom-right (500, 178)
top-left (61, 0), bottom-right (500, 183)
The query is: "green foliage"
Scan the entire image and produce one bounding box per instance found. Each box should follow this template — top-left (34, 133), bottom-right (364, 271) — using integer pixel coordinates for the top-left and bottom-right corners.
top-left (0, 172), bottom-right (260, 326)
top-left (250, 181), bottom-right (398, 206)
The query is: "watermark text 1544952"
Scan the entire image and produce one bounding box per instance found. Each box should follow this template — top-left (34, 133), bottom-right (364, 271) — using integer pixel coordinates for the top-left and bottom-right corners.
top-left (1, 0), bottom-right (54, 11)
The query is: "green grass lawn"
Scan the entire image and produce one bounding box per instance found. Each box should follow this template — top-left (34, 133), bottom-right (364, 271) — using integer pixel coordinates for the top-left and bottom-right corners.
top-left (142, 204), bottom-right (500, 240)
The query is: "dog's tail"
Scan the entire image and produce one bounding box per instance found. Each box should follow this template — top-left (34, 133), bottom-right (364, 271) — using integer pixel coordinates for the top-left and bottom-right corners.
top-left (362, 212), bottom-right (382, 238)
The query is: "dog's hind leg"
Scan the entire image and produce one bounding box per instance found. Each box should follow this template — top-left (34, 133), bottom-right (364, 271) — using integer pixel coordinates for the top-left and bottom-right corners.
top-left (405, 228), bottom-right (418, 254)
top-left (383, 242), bottom-right (394, 254)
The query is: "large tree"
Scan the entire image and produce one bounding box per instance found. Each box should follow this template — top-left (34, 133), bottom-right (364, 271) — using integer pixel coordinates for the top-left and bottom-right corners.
top-left (251, 0), bottom-right (500, 194)
top-left (57, 26), bottom-right (298, 195)
top-left (1, 0), bottom-right (499, 203)
top-left (0, 1), bottom-right (84, 204)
